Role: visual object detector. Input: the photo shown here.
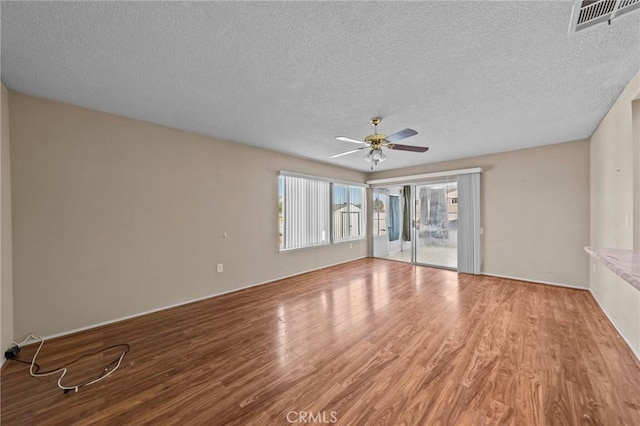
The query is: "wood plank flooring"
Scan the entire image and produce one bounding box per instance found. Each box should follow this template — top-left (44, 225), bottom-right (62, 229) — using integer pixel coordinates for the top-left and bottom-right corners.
top-left (2, 258), bottom-right (640, 425)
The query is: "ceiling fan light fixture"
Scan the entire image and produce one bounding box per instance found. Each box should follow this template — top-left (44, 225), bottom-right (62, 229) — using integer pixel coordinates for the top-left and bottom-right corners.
top-left (365, 148), bottom-right (386, 164)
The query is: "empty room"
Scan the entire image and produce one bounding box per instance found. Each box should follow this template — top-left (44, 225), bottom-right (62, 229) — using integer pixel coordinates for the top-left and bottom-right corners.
top-left (1, 1), bottom-right (640, 425)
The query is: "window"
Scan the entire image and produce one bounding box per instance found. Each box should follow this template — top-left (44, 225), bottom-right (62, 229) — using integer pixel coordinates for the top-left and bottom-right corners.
top-left (279, 175), bottom-right (330, 250)
top-left (279, 173), bottom-right (366, 251)
top-left (333, 184), bottom-right (366, 241)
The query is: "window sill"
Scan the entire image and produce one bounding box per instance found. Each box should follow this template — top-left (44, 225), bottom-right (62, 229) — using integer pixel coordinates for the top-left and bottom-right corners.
top-left (279, 243), bottom-right (331, 253)
top-left (333, 237), bottom-right (366, 244)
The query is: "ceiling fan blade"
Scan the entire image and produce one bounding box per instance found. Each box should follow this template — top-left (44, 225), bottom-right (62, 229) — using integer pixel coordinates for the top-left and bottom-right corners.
top-left (331, 147), bottom-right (366, 158)
top-left (386, 128), bottom-right (418, 143)
top-left (336, 136), bottom-right (366, 144)
top-left (389, 144), bottom-right (429, 153)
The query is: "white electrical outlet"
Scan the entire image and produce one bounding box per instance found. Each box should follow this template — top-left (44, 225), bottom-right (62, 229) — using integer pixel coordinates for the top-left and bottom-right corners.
top-left (349, 243), bottom-right (353, 249)
top-left (217, 264), bottom-right (223, 273)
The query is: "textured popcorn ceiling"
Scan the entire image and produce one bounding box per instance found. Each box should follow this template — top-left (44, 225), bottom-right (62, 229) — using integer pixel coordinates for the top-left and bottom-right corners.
top-left (1, 1), bottom-right (639, 172)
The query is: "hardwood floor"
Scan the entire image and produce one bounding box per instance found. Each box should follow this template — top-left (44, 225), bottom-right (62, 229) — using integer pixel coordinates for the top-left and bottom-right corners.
top-left (2, 258), bottom-right (640, 425)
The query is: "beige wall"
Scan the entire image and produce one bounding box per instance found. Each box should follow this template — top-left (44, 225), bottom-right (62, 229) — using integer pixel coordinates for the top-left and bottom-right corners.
top-left (369, 140), bottom-right (590, 287)
top-left (9, 92), bottom-right (367, 338)
top-left (589, 70), bottom-right (640, 357)
top-left (1, 82), bottom-right (14, 353)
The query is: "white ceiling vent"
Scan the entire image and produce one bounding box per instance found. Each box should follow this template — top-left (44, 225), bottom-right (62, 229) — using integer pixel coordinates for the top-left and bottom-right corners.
top-left (570, 0), bottom-right (640, 32)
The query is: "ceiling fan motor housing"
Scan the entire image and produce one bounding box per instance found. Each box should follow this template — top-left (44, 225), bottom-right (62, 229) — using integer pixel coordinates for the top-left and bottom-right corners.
top-left (365, 133), bottom-right (388, 149)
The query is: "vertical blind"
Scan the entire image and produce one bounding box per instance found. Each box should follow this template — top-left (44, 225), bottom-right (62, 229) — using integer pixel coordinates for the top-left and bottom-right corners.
top-left (457, 172), bottom-right (481, 274)
top-left (282, 175), bottom-right (330, 250)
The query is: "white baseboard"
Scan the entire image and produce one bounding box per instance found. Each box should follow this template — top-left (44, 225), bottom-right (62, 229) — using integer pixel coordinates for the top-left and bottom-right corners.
top-left (588, 289), bottom-right (640, 363)
top-left (14, 256), bottom-right (368, 347)
top-left (482, 272), bottom-right (588, 291)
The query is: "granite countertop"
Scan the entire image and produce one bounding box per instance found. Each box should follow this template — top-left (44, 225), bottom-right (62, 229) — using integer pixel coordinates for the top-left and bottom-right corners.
top-left (585, 247), bottom-right (640, 291)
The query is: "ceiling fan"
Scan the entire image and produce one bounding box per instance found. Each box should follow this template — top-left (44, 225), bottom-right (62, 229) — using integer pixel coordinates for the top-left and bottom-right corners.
top-left (332, 117), bottom-right (429, 169)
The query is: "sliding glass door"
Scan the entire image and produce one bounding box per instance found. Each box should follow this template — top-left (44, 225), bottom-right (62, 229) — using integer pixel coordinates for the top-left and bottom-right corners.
top-left (414, 181), bottom-right (458, 269)
top-left (371, 170), bottom-right (480, 273)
